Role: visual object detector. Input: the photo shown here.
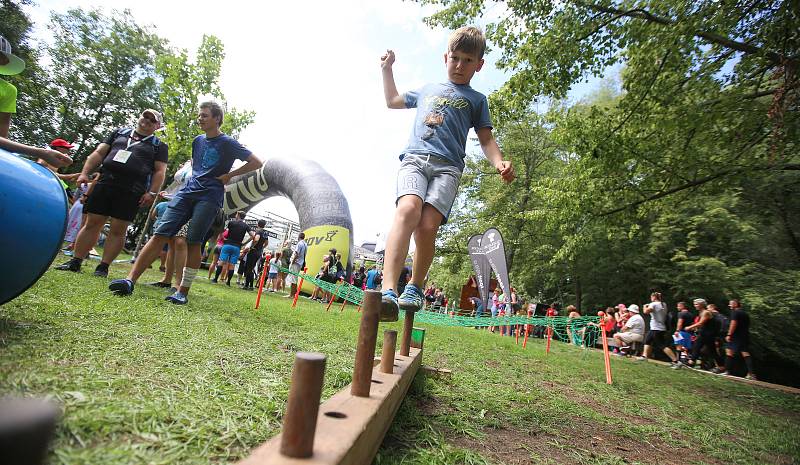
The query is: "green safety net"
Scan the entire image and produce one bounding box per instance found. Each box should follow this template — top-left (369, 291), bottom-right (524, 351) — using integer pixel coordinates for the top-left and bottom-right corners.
top-left (278, 266), bottom-right (602, 347)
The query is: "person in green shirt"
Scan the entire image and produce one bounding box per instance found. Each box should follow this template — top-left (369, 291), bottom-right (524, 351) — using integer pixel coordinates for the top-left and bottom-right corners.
top-left (0, 35), bottom-right (25, 138)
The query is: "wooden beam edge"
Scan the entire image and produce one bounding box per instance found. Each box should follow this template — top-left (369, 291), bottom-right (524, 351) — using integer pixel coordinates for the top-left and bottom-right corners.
top-left (239, 347), bottom-right (423, 465)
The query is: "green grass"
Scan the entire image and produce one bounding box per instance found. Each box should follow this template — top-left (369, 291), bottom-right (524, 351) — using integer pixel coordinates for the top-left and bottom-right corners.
top-left (2, 257), bottom-right (799, 464)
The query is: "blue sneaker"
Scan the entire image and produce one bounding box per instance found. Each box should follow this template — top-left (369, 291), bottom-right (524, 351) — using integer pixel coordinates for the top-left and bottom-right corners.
top-left (109, 278), bottom-right (134, 296)
top-left (380, 289), bottom-right (399, 322)
top-left (165, 292), bottom-right (188, 305)
top-left (398, 284), bottom-right (424, 311)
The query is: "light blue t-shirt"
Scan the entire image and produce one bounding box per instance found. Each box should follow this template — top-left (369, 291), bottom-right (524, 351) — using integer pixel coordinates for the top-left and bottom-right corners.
top-left (293, 239), bottom-right (307, 266)
top-left (177, 134), bottom-right (252, 207)
top-left (402, 81), bottom-right (492, 171)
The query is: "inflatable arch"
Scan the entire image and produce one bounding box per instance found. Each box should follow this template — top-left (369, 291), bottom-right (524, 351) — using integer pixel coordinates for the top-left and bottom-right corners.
top-left (224, 158), bottom-right (354, 292)
top-left (0, 148), bottom-right (69, 305)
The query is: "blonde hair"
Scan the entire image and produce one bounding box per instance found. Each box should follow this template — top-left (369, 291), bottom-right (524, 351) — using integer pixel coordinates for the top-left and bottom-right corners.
top-left (448, 26), bottom-right (486, 58)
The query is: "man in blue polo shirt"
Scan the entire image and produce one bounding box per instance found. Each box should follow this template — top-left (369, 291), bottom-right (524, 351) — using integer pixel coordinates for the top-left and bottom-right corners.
top-left (110, 101), bottom-right (262, 304)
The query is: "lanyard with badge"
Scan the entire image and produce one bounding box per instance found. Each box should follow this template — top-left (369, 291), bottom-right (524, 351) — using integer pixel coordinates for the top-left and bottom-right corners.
top-left (112, 133), bottom-right (153, 163)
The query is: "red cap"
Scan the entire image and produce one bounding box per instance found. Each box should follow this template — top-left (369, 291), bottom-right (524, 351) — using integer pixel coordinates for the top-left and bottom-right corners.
top-left (49, 138), bottom-right (74, 149)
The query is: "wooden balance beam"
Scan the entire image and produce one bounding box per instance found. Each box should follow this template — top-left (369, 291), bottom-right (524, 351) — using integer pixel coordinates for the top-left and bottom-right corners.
top-left (239, 291), bottom-right (423, 465)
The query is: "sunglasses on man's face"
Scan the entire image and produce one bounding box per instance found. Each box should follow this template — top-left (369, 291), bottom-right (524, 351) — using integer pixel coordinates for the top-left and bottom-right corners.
top-left (142, 115), bottom-right (158, 124)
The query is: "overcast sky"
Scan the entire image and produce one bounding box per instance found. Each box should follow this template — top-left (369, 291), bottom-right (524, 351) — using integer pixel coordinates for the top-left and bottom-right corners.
top-left (26, 0), bottom-right (596, 246)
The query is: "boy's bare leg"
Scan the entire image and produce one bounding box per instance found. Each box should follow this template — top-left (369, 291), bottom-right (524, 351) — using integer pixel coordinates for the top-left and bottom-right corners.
top-left (178, 244), bottom-right (202, 295)
top-left (381, 195), bottom-right (422, 293)
top-left (409, 204), bottom-right (444, 288)
top-left (173, 237), bottom-right (188, 287)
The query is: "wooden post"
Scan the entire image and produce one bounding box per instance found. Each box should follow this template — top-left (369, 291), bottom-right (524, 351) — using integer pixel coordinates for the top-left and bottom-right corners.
top-left (279, 352), bottom-right (327, 458)
top-left (351, 291), bottom-right (380, 397)
top-left (0, 398), bottom-right (60, 465)
top-left (400, 310), bottom-right (416, 357)
top-left (380, 330), bottom-right (397, 374)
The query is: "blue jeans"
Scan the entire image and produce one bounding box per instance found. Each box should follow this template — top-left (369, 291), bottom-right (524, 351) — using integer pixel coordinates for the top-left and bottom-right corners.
top-left (154, 195), bottom-right (219, 244)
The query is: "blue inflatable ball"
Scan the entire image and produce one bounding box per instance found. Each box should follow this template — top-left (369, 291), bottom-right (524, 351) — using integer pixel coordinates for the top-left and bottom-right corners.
top-left (0, 148), bottom-right (68, 305)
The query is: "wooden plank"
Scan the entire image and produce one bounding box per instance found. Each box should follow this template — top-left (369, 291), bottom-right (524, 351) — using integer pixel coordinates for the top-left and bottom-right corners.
top-left (239, 347), bottom-right (423, 465)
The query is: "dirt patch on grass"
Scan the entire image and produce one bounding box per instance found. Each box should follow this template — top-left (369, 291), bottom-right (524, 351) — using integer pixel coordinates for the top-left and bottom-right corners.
top-left (449, 420), bottom-right (724, 465)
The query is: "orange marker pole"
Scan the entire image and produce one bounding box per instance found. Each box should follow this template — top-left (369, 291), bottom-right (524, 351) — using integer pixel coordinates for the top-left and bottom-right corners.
top-left (339, 285), bottom-right (349, 312)
top-left (599, 312), bottom-right (613, 384)
top-left (515, 324), bottom-right (520, 345)
top-left (545, 319), bottom-right (552, 355)
top-left (254, 256), bottom-right (270, 310)
top-left (291, 267), bottom-right (307, 309)
top-left (523, 321), bottom-right (530, 348)
top-left (326, 279), bottom-right (342, 311)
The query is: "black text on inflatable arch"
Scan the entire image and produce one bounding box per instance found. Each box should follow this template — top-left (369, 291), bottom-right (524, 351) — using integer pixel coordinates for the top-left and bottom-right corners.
top-left (225, 158), bottom-right (354, 292)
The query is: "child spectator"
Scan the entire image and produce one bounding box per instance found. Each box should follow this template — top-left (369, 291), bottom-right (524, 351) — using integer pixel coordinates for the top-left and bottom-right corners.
top-left (378, 26), bottom-right (514, 321)
top-left (266, 252), bottom-right (281, 292)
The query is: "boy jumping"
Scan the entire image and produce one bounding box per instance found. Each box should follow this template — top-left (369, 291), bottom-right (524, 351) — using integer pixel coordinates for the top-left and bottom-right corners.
top-left (379, 27), bottom-right (514, 320)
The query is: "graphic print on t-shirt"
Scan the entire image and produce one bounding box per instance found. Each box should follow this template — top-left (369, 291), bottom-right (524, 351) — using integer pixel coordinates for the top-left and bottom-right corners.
top-left (421, 87), bottom-right (468, 140)
top-left (201, 145), bottom-right (220, 170)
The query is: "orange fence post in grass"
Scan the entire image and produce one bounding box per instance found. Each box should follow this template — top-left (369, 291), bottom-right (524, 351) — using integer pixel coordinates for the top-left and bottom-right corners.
top-left (291, 267), bottom-right (307, 309)
top-left (254, 258), bottom-right (270, 310)
top-left (326, 279), bottom-right (342, 312)
top-left (599, 311), bottom-right (613, 384)
top-left (339, 284), bottom-right (349, 312)
top-left (523, 322), bottom-right (530, 348)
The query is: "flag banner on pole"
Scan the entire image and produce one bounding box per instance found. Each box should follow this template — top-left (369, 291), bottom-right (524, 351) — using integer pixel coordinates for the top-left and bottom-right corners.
top-left (467, 234), bottom-right (491, 310)
top-left (481, 228), bottom-right (511, 301)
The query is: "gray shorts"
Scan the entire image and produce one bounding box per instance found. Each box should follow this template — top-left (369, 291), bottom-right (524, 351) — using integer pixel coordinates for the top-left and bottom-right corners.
top-left (396, 153), bottom-right (462, 223)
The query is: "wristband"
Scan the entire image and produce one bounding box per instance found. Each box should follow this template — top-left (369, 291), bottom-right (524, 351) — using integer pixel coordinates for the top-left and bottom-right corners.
top-left (148, 191), bottom-right (158, 196)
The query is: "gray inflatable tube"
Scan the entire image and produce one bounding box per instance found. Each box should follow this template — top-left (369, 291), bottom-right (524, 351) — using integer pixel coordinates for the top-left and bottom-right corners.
top-left (224, 158), bottom-right (354, 285)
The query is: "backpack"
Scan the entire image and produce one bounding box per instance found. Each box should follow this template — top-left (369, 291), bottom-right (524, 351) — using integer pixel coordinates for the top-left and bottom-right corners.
top-left (327, 260), bottom-right (339, 279)
top-left (664, 303), bottom-right (678, 332)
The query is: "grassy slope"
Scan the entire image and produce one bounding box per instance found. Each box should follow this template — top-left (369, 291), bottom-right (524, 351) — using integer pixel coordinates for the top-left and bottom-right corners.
top-left (0, 258), bottom-right (798, 465)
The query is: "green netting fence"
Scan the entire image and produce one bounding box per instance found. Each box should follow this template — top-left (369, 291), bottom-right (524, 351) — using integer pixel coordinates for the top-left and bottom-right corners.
top-left (278, 266), bottom-right (603, 347)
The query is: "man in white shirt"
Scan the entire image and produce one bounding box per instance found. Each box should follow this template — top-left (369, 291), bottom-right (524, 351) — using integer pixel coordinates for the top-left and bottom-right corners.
top-left (614, 304), bottom-right (645, 351)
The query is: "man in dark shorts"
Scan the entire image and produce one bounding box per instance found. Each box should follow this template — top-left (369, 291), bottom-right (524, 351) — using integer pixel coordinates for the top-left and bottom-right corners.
top-left (213, 211), bottom-right (252, 285)
top-left (242, 219), bottom-right (268, 290)
top-left (724, 299), bottom-right (756, 379)
top-left (56, 109), bottom-right (168, 277)
top-left (109, 101), bottom-right (262, 304)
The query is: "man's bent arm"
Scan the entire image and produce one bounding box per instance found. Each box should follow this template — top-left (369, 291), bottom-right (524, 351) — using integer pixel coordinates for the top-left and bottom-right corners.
top-left (148, 160), bottom-right (167, 194)
top-left (219, 154), bottom-right (263, 184)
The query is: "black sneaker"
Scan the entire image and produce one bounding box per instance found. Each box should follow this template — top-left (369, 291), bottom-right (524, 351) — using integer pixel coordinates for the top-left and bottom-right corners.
top-left (55, 258), bottom-right (81, 272)
top-left (147, 281), bottom-right (172, 288)
top-left (94, 263), bottom-right (109, 277)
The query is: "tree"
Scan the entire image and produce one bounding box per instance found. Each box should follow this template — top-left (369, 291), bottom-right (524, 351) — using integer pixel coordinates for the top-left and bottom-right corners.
top-left (43, 8), bottom-right (168, 167)
top-left (421, 1), bottom-right (799, 382)
top-left (0, 0), bottom-right (57, 145)
top-left (155, 35), bottom-right (255, 173)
